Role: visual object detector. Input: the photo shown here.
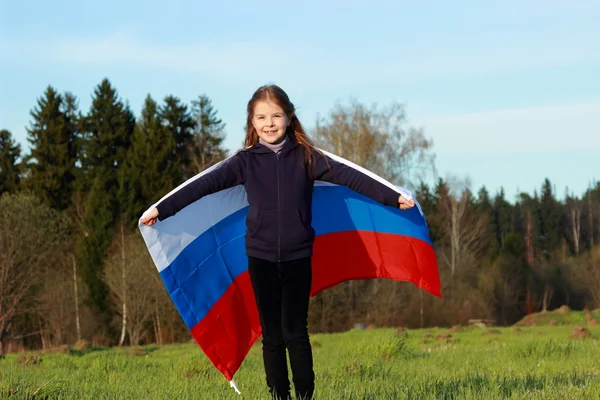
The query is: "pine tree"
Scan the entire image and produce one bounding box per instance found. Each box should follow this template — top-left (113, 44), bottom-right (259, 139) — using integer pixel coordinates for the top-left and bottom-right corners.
top-left (593, 182), bottom-right (600, 247)
top-left (476, 186), bottom-right (494, 260)
top-left (537, 178), bottom-right (562, 260)
top-left (158, 95), bottom-right (195, 184)
top-left (491, 188), bottom-right (513, 259)
top-left (119, 95), bottom-right (177, 227)
top-left (415, 181), bottom-right (439, 243)
top-left (429, 178), bottom-right (448, 248)
top-left (476, 186), bottom-right (492, 214)
top-left (64, 91), bottom-right (84, 181)
top-left (526, 179), bottom-right (565, 311)
top-left (77, 79), bottom-right (135, 317)
top-left (0, 129), bottom-right (21, 195)
top-left (82, 80), bottom-right (134, 175)
top-left (25, 86), bottom-right (78, 210)
top-left (581, 184), bottom-right (599, 251)
top-left (491, 232), bottom-right (529, 324)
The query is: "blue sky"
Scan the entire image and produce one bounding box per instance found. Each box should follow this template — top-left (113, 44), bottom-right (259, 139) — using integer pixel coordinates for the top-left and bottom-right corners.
top-left (1, 0), bottom-right (599, 201)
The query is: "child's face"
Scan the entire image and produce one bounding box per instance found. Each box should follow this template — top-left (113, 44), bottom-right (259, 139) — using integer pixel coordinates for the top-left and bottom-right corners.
top-left (252, 100), bottom-right (290, 144)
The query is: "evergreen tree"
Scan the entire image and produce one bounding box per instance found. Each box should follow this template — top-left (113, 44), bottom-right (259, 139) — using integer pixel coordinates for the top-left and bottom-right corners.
top-left (158, 95), bottom-right (195, 184)
top-left (512, 202), bottom-right (524, 237)
top-left (0, 129), bottom-right (21, 194)
top-left (82, 79), bottom-right (134, 175)
top-left (592, 182), bottom-right (600, 247)
top-left (491, 232), bottom-right (530, 324)
top-left (491, 188), bottom-right (513, 259)
top-left (64, 91), bottom-right (84, 180)
top-left (476, 186), bottom-right (494, 260)
top-left (119, 95), bottom-right (177, 227)
top-left (581, 184), bottom-right (599, 251)
top-left (537, 178), bottom-right (562, 260)
top-left (476, 186), bottom-right (493, 214)
top-left (415, 181), bottom-right (439, 243)
top-left (25, 86), bottom-right (78, 210)
top-left (77, 79), bottom-right (135, 317)
top-left (518, 192), bottom-right (538, 265)
top-left (430, 178), bottom-right (449, 248)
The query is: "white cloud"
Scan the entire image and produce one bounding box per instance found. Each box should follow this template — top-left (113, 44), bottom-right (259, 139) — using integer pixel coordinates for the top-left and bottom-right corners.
top-left (3, 27), bottom-right (599, 87)
top-left (421, 102), bottom-right (600, 155)
top-left (0, 32), bottom-right (299, 80)
top-left (52, 32), bottom-right (270, 75)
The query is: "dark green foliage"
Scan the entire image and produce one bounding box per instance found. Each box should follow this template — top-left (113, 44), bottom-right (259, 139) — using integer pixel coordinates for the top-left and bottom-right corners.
top-left (490, 188), bottom-right (512, 260)
top-left (581, 185), bottom-right (600, 251)
top-left (76, 79), bottom-right (134, 317)
top-left (118, 95), bottom-right (178, 227)
top-left (476, 186), bottom-right (494, 261)
top-left (415, 181), bottom-right (439, 243)
top-left (0, 129), bottom-right (21, 195)
top-left (490, 233), bottom-right (531, 325)
top-left (25, 87), bottom-right (79, 210)
top-left (81, 79), bottom-right (135, 175)
top-left (537, 178), bottom-right (562, 260)
top-left (78, 176), bottom-right (116, 313)
top-left (476, 186), bottom-right (492, 214)
top-left (158, 95), bottom-right (195, 184)
top-left (429, 178), bottom-right (448, 246)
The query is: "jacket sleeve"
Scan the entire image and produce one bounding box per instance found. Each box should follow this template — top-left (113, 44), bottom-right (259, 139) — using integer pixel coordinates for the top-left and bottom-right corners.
top-left (156, 151), bottom-right (246, 220)
top-left (313, 152), bottom-right (399, 207)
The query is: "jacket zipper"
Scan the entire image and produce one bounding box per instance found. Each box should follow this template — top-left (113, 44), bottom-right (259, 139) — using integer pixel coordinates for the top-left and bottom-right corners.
top-left (276, 152), bottom-right (281, 262)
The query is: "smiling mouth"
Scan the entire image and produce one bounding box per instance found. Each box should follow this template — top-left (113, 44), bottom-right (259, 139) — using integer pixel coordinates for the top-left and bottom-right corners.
top-left (264, 130), bottom-right (278, 134)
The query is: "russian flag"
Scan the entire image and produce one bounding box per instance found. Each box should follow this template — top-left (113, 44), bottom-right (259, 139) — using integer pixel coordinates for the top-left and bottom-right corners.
top-left (139, 150), bottom-right (440, 385)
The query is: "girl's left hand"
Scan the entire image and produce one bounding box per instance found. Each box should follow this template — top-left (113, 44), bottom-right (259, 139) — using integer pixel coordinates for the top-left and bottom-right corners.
top-left (398, 195), bottom-right (415, 210)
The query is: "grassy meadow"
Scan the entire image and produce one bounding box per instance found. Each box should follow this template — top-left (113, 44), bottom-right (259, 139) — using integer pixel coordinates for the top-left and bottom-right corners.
top-left (1, 310), bottom-right (600, 399)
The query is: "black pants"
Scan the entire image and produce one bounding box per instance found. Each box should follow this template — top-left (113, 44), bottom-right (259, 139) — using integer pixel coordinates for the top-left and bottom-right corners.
top-left (248, 256), bottom-right (315, 400)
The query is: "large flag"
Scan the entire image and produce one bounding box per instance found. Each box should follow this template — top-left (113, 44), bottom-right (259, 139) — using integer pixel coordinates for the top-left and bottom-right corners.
top-left (139, 150), bottom-right (440, 388)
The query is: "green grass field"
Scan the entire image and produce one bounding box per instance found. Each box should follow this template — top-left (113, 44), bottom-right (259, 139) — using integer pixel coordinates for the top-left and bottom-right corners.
top-left (1, 314), bottom-right (600, 399)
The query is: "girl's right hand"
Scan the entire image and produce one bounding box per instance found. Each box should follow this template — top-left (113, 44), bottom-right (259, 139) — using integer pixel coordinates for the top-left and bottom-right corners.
top-left (398, 195), bottom-right (415, 210)
top-left (140, 208), bottom-right (159, 226)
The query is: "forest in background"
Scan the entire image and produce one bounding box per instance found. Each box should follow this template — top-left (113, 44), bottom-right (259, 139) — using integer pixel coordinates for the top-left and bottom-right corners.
top-left (1, 79), bottom-right (599, 354)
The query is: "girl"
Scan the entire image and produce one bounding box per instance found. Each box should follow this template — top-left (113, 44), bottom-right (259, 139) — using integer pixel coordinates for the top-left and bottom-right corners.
top-left (141, 85), bottom-right (414, 400)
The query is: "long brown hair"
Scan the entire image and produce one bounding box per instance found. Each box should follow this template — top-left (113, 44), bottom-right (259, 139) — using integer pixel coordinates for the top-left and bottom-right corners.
top-left (245, 84), bottom-right (319, 171)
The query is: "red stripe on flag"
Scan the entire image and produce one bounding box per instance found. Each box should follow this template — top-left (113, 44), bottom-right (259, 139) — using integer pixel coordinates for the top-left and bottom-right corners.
top-left (190, 270), bottom-right (261, 381)
top-left (312, 231), bottom-right (441, 298)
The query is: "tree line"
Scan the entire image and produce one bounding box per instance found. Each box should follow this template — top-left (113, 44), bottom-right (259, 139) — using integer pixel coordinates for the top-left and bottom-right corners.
top-left (0, 79), bottom-right (598, 353)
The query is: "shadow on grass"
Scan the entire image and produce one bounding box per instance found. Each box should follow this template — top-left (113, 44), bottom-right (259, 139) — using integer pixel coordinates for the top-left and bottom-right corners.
top-left (140, 345), bottom-right (160, 355)
top-left (69, 344), bottom-right (161, 358)
top-left (69, 347), bottom-right (110, 357)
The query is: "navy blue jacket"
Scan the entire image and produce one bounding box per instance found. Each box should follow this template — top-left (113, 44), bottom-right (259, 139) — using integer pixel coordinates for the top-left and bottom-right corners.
top-left (156, 139), bottom-right (399, 262)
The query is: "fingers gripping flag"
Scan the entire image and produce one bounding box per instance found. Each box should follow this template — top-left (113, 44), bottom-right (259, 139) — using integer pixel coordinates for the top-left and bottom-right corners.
top-left (138, 150), bottom-right (440, 387)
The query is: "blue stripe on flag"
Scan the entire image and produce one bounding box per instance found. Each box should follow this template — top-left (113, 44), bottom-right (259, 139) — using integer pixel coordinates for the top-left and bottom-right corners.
top-left (312, 186), bottom-right (432, 246)
top-left (159, 207), bottom-right (249, 329)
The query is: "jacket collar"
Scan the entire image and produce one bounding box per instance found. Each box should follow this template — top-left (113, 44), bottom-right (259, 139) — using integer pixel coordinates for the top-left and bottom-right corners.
top-left (250, 135), bottom-right (298, 154)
